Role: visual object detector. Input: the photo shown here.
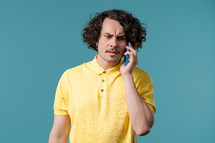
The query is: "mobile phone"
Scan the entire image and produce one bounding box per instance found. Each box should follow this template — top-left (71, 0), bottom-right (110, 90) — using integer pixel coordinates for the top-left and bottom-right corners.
top-left (125, 43), bottom-right (129, 66)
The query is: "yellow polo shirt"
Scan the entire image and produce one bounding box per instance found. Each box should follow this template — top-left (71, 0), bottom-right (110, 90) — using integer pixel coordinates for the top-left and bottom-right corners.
top-left (54, 56), bottom-right (156, 143)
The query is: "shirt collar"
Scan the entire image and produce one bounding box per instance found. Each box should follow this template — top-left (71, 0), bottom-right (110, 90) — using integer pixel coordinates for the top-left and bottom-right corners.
top-left (90, 55), bottom-right (122, 75)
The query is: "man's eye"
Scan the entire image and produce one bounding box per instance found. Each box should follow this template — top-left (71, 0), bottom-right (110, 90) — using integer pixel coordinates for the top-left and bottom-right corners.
top-left (105, 35), bottom-right (111, 38)
top-left (118, 37), bottom-right (125, 41)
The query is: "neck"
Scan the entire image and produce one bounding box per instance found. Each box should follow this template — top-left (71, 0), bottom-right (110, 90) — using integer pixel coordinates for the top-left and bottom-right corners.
top-left (96, 55), bottom-right (120, 70)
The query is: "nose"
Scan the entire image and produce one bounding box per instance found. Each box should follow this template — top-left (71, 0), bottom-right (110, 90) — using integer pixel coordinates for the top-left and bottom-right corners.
top-left (110, 38), bottom-right (117, 48)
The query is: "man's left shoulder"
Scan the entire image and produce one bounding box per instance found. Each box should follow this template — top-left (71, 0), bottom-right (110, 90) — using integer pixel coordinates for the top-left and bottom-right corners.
top-left (132, 67), bottom-right (152, 82)
top-left (133, 67), bottom-right (149, 77)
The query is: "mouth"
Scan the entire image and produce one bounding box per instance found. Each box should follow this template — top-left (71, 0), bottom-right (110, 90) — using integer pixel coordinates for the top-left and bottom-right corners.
top-left (106, 50), bottom-right (119, 56)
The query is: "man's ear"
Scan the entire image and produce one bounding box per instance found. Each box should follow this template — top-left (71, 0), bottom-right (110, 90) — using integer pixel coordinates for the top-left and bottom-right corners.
top-left (96, 42), bottom-right (98, 51)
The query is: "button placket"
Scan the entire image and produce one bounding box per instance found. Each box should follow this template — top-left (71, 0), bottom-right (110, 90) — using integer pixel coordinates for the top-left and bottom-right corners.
top-left (99, 71), bottom-right (106, 97)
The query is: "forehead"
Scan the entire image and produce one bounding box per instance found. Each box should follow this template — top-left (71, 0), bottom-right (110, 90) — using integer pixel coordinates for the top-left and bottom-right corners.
top-left (101, 18), bottom-right (125, 34)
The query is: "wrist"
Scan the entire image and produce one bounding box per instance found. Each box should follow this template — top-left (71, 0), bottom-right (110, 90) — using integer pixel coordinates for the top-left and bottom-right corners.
top-left (121, 72), bottom-right (133, 79)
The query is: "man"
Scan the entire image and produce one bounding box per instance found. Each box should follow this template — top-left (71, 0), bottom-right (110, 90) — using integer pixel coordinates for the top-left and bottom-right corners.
top-left (49, 9), bottom-right (156, 143)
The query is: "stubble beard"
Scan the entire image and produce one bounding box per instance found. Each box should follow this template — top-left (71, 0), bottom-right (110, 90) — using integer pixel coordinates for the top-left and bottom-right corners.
top-left (100, 53), bottom-right (122, 63)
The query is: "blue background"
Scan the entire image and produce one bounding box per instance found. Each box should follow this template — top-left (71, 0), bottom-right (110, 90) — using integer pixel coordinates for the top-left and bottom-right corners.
top-left (0, 0), bottom-right (215, 142)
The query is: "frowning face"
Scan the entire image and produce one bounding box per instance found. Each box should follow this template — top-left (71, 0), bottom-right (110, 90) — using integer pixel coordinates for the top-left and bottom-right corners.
top-left (96, 18), bottom-right (127, 66)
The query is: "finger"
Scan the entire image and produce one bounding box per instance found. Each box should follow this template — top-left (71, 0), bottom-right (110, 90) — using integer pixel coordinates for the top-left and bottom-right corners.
top-left (126, 44), bottom-right (136, 54)
top-left (124, 52), bottom-right (135, 61)
top-left (124, 51), bottom-right (130, 56)
top-left (127, 42), bottom-right (133, 49)
top-left (125, 50), bottom-right (138, 64)
top-left (127, 42), bottom-right (138, 55)
top-left (124, 52), bottom-right (136, 63)
top-left (124, 50), bottom-right (137, 60)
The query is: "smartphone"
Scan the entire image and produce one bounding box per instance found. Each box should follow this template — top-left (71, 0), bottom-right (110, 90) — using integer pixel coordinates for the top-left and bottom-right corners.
top-left (125, 43), bottom-right (129, 66)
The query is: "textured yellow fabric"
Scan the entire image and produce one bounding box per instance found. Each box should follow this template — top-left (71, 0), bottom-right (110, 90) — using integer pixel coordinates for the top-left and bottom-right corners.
top-left (54, 56), bottom-right (156, 143)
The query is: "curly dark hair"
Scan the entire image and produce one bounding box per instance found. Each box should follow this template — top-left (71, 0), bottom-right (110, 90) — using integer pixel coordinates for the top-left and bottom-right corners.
top-left (82, 9), bottom-right (147, 51)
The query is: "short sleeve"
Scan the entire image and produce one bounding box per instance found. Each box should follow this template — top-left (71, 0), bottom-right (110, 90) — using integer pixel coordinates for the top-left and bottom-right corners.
top-left (136, 72), bottom-right (156, 113)
top-left (53, 70), bottom-right (69, 115)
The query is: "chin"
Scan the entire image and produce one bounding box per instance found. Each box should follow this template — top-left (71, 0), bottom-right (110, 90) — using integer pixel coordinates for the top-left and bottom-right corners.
top-left (106, 57), bottom-right (121, 63)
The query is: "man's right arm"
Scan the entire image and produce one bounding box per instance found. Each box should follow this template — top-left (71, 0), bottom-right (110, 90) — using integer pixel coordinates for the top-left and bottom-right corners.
top-left (49, 115), bottom-right (71, 143)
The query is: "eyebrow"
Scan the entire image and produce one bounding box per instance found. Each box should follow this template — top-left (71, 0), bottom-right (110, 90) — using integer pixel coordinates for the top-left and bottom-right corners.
top-left (104, 33), bottom-right (126, 37)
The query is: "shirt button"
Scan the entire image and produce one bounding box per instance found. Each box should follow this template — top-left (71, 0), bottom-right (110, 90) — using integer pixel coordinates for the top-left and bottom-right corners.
top-left (102, 79), bottom-right (105, 82)
top-left (101, 89), bottom-right (104, 92)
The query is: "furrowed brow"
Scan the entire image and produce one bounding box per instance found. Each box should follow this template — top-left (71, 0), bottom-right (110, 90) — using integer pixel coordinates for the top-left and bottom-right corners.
top-left (104, 33), bottom-right (112, 35)
top-left (117, 35), bottom-right (126, 38)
